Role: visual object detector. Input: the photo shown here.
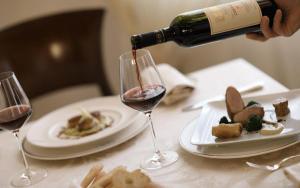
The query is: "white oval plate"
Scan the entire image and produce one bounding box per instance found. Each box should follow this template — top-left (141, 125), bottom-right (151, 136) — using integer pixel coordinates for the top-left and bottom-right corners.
top-left (23, 113), bottom-right (148, 160)
top-left (191, 89), bottom-right (300, 146)
top-left (180, 117), bottom-right (300, 159)
top-left (26, 96), bottom-right (140, 148)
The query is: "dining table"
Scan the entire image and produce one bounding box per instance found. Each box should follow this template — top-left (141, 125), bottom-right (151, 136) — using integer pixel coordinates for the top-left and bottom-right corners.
top-left (1, 58), bottom-right (299, 188)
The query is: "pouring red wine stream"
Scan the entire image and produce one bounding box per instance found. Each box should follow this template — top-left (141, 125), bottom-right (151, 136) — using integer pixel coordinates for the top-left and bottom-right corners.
top-left (132, 49), bottom-right (144, 92)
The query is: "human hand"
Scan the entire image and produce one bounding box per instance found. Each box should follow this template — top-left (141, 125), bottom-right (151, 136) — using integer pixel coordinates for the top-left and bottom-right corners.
top-left (246, 0), bottom-right (300, 41)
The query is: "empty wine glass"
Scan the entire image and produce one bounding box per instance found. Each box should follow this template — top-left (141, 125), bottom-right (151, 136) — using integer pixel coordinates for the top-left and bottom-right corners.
top-left (0, 72), bottom-right (47, 187)
top-left (120, 49), bottom-right (178, 170)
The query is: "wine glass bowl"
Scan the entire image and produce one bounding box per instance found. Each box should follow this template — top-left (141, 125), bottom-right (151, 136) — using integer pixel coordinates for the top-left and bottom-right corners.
top-left (0, 72), bottom-right (47, 187)
top-left (120, 49), bottom-right (178, 170)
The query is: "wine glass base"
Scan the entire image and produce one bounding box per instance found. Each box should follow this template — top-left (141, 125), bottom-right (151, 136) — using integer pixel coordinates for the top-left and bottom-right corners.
top-left (11, 168), bottom-right (47, 187)
top-left (141, 150), bottom-right (178, 170)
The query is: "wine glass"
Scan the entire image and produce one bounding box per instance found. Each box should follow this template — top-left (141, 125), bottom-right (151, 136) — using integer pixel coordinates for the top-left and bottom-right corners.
top-left (0, 72), bottom-right (47, 187)
top-left (120, 49), bottom-right (178, 170)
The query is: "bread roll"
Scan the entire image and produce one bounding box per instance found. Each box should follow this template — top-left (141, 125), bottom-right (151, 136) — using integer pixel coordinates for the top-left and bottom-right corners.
top-left (212, 123), bottom-right (242, 139)
top-left (81, 164), bottom-right (103, 188)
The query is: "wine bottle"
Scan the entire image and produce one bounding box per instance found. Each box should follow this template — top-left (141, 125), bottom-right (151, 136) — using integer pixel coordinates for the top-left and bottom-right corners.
top-left (131, 0), bottom-right (277, 49)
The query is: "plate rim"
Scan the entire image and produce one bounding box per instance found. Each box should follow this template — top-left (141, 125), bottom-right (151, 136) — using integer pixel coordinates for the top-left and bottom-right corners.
top-left (26, 96), bottom-right (140, 148)
top-left (191, 89), bottom-right (300, 146)
top-left (179, 117), bottom-right (300, 159)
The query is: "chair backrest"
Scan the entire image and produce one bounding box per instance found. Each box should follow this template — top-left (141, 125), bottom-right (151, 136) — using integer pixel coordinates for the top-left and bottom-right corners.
top-left (0, 9), bottom-right (112, 99)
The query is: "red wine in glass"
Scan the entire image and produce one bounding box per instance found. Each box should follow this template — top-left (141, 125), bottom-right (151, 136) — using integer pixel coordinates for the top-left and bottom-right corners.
top-left (122, 85), bottom-right (166, 112)
top-left (0, 105), bottom-right (32, 131)
top-left (0, 71), bottom-right (47, 187)
top-left (120, 49), bottom-right (178, 170)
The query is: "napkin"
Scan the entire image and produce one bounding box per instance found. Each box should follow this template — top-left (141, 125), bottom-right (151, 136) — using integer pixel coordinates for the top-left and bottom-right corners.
top-left (284, 163), bottom-right (300, 186)
top-left (156, 64), bottom-right (195, 105)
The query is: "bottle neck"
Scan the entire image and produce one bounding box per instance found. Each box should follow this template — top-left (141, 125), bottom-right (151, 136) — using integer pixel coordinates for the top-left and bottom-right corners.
top-left (131, 27), bottom-right (174, 50)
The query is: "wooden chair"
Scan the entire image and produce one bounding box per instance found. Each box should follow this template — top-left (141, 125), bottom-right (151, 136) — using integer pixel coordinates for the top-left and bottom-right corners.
top-left (0, 9), bottom-right (112, 99)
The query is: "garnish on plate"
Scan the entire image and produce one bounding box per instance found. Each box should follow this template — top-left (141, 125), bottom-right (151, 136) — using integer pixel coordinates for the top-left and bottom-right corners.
top-left (58, 108), bottom-right (113, 139)
top-left (245, 115), bottom-right (263, 132)
top-left (260, 122), bottom-right (284, 135)
top-left (246, 100), bottom-right (260, 107)
top-left (219, 116), bottom-right (230, 124)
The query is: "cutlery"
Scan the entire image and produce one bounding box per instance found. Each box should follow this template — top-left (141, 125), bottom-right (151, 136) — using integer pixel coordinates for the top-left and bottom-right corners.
top-left (182, 82), bottom-right (264, 112)
top-left (246, 154), bottom-right (300, 171)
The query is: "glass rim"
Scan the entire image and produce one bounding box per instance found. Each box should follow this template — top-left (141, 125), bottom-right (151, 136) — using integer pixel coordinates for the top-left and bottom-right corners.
top-left (0, 71), bottom-right (14, 81)
top-left (119, 49), bottom-right (150, 61)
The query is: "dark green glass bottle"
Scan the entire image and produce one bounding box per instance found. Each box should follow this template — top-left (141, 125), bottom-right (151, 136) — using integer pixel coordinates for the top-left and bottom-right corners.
top-left (131, 0), bottom-right (277, 49)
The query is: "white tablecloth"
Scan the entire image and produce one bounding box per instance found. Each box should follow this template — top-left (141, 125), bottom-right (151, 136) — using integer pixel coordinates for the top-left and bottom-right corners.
top-left (1, 59), bottom-right (298, 188)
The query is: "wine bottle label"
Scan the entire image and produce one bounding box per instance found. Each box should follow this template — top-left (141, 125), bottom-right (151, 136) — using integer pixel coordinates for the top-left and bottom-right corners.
top-left (204, 0), bottom-right (262, 35)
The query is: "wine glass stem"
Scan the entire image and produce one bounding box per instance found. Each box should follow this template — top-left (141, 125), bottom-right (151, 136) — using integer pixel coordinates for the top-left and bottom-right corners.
top-left (12, 130), bottom-right (31, 179)
top-left (145, 112), bottom-right (162, 156)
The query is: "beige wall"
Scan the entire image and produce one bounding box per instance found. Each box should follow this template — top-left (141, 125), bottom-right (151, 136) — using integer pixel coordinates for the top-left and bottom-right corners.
top-left (109, 0), bottom-right (300, 90)
top-left (1, 0), bottom-right (299, 94)
top-left (0, 0), bottom-right (104, 28)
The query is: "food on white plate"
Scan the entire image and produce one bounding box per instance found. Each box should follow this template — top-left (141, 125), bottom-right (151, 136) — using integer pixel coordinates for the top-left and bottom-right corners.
top-left (260, 122), bottom-right (284, 136)
top-left (233, 105), bottom-right (265, 127)
top-left (58, 108), bottom-right (113, 139)
top-left (273, 97), bottom-right (290, 117)
top-left (81, 164), bottom-right (152, 188)
top-left (212, 123), bottom-right (242, 139)
top-left (225, 86), bottom-right (245, 120)
top-left (212, 86), bottom-right (288, 139)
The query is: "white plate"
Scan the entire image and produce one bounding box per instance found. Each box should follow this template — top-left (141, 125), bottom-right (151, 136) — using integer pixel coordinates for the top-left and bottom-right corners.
top-left (26, 96), bottom-right (140, 148)
top-left (191, 89), bottom-right (300, 146)
top-left (23, 113), bottom-right (148, 160)
top-left (180, 117), bottom-right (300, 159)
